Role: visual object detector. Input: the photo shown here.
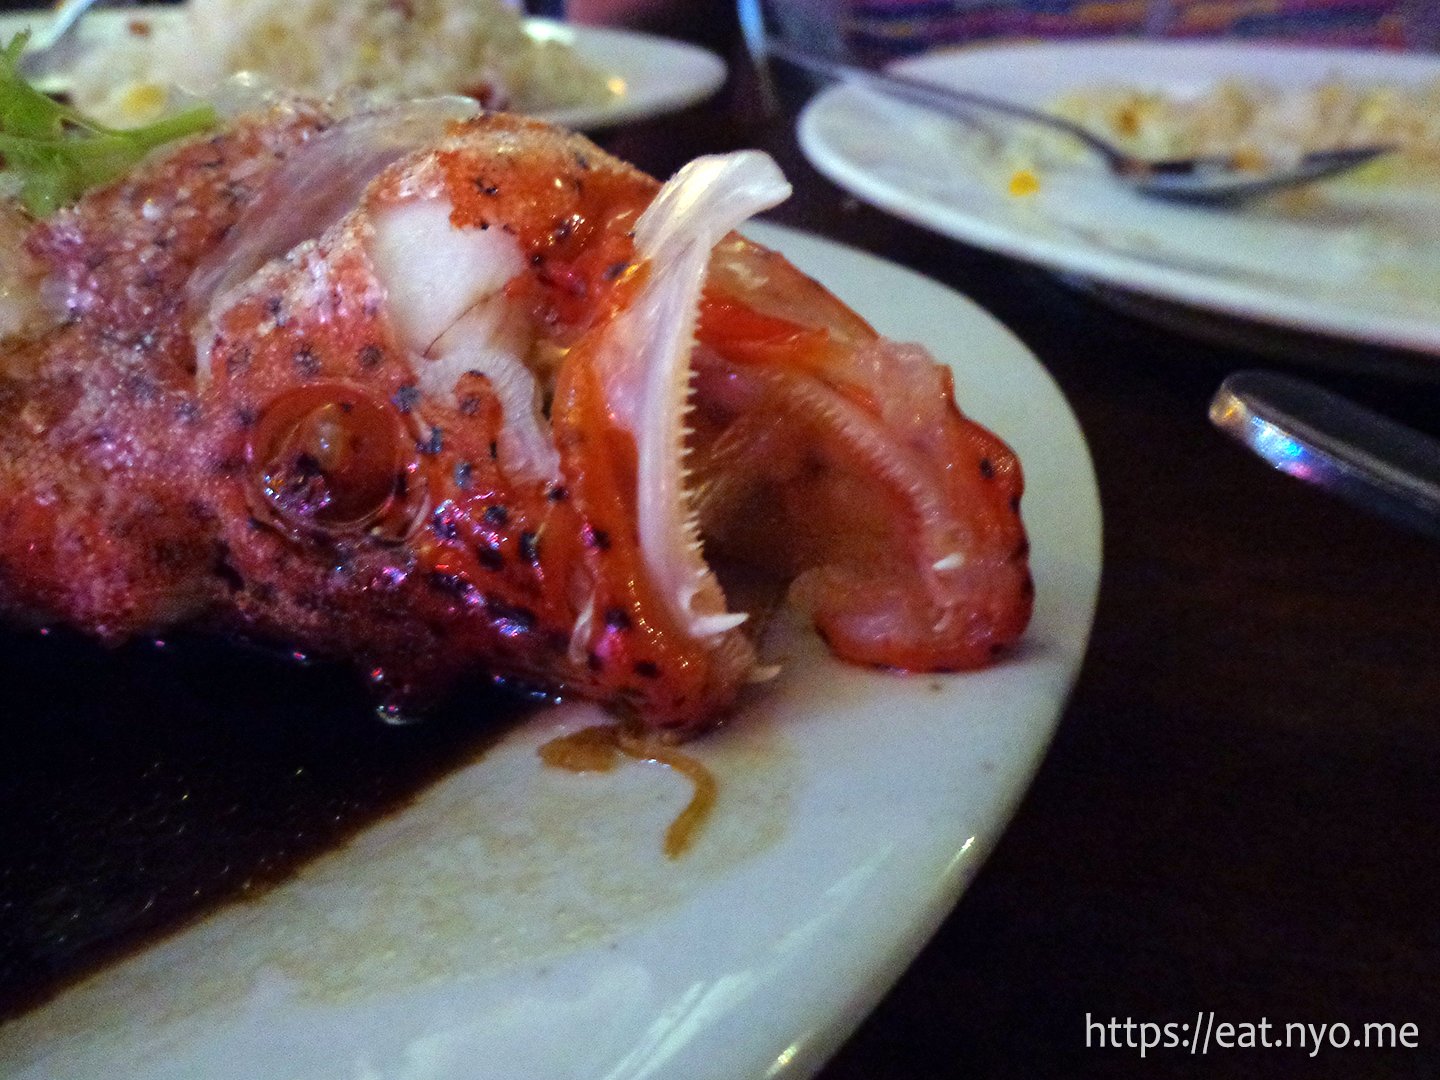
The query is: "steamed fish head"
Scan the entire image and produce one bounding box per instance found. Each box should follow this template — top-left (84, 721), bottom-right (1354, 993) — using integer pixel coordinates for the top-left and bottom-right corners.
top-left (196, 114), bottom-right (777, 732)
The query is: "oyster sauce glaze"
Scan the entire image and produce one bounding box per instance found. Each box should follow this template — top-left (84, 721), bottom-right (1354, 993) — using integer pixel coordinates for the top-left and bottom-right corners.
top-left (0, 627), bottom-right (527, 1019)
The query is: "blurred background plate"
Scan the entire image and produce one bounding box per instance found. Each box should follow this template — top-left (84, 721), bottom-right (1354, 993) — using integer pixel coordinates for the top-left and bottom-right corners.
top-left (520, 17), bottom-right (726, 128)
top-left (797, 40), bottom-right (1440, 365)
top-left (0, 7), bottom-right (727, 129)
top-left (1064, 276), bottom-right (1440, 380)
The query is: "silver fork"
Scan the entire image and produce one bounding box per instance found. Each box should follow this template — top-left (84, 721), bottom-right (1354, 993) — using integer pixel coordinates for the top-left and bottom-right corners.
top-left (771, 42), bottom-right (1395, 206)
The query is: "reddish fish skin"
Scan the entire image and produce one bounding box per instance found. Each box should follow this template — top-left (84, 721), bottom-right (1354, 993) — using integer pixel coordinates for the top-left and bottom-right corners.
top-left (198, 115), bottom-right (752, 726)
top-left (0, 105), bottom-right (752, 729)
top-left (0, 104), bottom-right (331, 640)
top-left (0, 106), bottom-right (1032, 734)
top-left (694, 236), bottom-right (1033, 672)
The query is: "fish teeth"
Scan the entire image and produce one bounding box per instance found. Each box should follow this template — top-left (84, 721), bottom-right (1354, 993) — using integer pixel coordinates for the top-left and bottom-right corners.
top-left (746, 664), bottom-right (782, 684)
top-left (624, 150), bottom-right (790, 641)
top-left (690, 612), bottom-right (749, 636)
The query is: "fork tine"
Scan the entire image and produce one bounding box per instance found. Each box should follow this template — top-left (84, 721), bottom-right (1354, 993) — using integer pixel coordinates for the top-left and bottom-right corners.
top-left (1297, 145), bottom-right (1396, 175)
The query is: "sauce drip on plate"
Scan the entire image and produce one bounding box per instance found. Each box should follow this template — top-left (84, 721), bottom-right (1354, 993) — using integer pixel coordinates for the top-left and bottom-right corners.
top-left (539, 723), bottom-right (717, 858)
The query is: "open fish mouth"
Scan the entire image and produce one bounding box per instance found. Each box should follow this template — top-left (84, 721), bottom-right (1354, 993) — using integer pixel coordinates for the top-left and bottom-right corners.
top-left (581, 151), bottom-right (790, 644)
top-left (7, 104), bottom-right (1031, 736)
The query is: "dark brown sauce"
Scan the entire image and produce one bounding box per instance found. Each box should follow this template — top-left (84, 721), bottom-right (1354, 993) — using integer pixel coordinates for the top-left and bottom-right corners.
top-left (0, 628), bottom-right (528, 1021)
top-left (539, 723), bottom-right (717, 858)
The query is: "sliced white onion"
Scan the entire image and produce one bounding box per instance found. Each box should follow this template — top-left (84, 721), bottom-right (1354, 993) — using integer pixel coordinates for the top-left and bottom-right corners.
top-left (190, 97), bottom-right (478, 382)
top-left (369, 198), bottom-right (525, 352)
top-left (424, 302), bottom-right (559, 483)
top-left (366, 193), bottom-right (554, 483)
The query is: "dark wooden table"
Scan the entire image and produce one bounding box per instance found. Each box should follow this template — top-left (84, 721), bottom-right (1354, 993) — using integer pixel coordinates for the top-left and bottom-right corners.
top-left (598, 24), bottom-right (1440, 1080)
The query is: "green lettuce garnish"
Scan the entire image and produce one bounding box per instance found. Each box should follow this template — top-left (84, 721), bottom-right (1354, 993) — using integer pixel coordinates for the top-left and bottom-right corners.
top-left (0, 32), bottom-right (217, 216)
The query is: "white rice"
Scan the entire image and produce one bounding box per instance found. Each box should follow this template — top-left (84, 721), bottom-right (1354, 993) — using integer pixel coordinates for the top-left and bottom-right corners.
top-left (69, 0), bottom-right (615, 127)
top-left (1045, 78), bottom-right (1440, 178)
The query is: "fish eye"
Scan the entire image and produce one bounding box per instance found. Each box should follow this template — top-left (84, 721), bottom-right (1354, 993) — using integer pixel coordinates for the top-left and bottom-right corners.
top-left (248, 383), bottom-right (421, 537)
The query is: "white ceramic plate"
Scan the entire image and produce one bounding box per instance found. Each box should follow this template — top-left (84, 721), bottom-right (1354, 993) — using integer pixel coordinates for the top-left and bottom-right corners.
top-left (0, 9), bottom-right (727, 130)
top-left (526, 19), bottom-right (727, 129)
top-left (798, 41), bottom-right (1440, 357)
top-left (0, 222), bottom-right (1100, 1080)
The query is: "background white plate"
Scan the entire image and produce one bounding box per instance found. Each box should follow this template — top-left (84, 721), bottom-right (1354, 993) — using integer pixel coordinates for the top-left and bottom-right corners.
top-left (528, 19), bottom-right (726, 129)
top-left (798, 41), bottom-right (1440, 357)
top-left (0, 9), bottom-right (727, 130)
top-left (0, 223), bottom-right (1100, 1080)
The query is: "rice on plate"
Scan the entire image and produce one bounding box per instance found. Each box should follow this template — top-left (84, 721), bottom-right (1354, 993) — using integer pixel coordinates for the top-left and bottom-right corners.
top-left (1037, 78), bottom-right (1440, 181)
top-left (68, 0), bottom-right (616, 127)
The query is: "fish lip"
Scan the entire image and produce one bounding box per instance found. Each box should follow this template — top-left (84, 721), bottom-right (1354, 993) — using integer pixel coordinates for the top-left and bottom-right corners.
top-left (600, 152), bottom-right (791, 644)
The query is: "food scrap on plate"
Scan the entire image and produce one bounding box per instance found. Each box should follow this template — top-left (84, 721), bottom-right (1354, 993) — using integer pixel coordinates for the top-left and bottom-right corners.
top-left (1023, 77), bottom-right (1440, 183)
